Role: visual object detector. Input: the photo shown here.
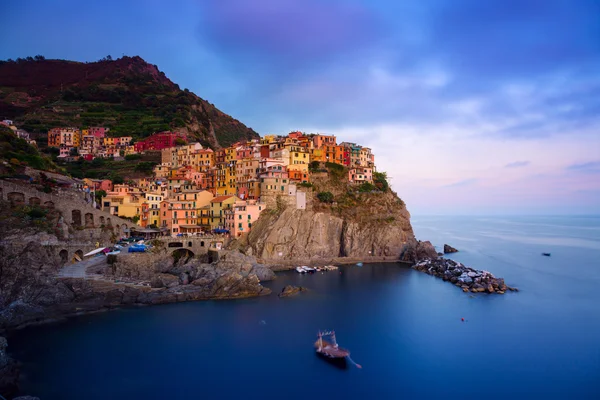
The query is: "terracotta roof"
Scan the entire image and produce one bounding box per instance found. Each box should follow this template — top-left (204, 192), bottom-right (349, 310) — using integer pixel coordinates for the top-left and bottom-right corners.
top-left (211, 195), bottom-right (234, 203)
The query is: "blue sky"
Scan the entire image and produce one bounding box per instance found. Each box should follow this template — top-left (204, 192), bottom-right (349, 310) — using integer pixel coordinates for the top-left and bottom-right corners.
top-left (1, 0), bottom-right (599, 215)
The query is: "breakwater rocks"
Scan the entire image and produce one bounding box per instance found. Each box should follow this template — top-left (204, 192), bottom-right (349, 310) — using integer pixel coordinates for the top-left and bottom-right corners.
top-left (413, 258), bottom-right (518, 294)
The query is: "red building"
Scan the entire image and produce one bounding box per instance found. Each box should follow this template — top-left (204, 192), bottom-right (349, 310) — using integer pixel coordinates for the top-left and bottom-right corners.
top-left (134, 131), bottom-right (187, 152)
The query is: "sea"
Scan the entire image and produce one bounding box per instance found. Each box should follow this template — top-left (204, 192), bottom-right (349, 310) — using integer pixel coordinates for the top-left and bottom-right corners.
top-left (9, 215), bottom-right (600, 399)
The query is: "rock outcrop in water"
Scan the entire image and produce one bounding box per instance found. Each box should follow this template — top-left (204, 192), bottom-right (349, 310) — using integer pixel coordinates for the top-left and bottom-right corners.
top-left (444, 244), bottom-right (458, 254)
top-left (278, 285), bottom-right (308, 298)
top-left (413, 258), bottom-right (517, 294)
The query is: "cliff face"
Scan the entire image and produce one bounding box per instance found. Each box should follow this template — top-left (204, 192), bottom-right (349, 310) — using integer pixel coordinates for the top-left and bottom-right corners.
top-left (239, 189), bottom-right (434, 266)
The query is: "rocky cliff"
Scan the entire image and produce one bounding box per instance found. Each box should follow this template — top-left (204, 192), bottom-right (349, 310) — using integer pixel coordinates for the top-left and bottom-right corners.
top-left (237, 187), bottom-right (437, 267)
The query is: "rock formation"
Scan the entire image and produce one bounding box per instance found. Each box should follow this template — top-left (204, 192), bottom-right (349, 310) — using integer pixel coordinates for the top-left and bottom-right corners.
top-left (237, 189), bottom-right (428, 266)
top-left (0, 336), bottom-right (19, 399)
top-left (278, 285), bottom-right (308, 298)
top-left (444, 244), bottom-right (458, 254)
top-left (0, 245), bottom-right (272, 331)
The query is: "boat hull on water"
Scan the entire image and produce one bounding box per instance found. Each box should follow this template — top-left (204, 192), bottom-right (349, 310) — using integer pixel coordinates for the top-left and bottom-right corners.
top-left (315, 350), bottom-right (348, 369)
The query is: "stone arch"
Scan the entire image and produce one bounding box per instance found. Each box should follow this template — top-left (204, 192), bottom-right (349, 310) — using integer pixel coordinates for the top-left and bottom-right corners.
top-left (84, 212), bottom-right (94, 228)
top-left (188, 241), bottom-right (193, 247)
top-left (172, 248), bottom-right (194, 261)
top-left (200, 241), bottom-right (205, 247)
top-left (7, 192), bottom-right (25, 207)
top-left (71, 209), bottom-right (82, 226)
top-left (73, 249), bottom-right (84, 262)
top-left (29, 197), bottom-right (41, 206)
top-left (59, 249), bottom-right (68, 264)
top-left (43, 201), bottom-right (55, 209)
top-left (99, 216), bottom-right (105, 225)
top-left (168, 242), bottom-right (183, 248)
top-left (106, 217), bottom-right (112, 227)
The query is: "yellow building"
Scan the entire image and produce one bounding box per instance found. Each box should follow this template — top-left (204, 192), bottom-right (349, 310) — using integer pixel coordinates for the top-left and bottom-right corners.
top-left (101, 185), bottom-right (144, 223)
top-left (103, 137), bottom-right (116, 146)
top-left (209, 195), bottom-right (240, 229)
top-left (145, 192), bottom-right (163, 227)
top-left (288, 147), bottom-right (310, 166)
top-left (310, 148), bottom-right (325, 163)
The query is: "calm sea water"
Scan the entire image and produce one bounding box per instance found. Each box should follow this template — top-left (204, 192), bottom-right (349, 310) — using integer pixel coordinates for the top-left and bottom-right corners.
top-left (9, 216), bottom-right (600, 399)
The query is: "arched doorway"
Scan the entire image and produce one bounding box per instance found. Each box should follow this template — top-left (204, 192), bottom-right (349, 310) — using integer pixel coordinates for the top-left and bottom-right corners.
top-left (59, 249), bottom-right (68, 264)
top-left (72, 210), bottom-right (82, 226)
top-left (7, 192), bottom-right (25, 207)
top-left (29, 197), bottom-right (41, 206)
top-left (99, 216), bottom-right (105, 225)
top-left (84, 213), bottom-right (94, 228)
top-left (43, 201), bottom-right (55, 209)
top-left (106, 217), bottom-right (112, 226)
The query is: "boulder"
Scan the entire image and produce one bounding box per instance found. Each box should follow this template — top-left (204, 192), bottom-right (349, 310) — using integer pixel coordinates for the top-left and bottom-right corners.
top-left (444, 244), bottom-right (458, 254)
top-left (150, 273), bottom-right (180, 288)
top-left (278, 285), bottom-right (308, 298)
top-left (250, 264), bottom-right (276, 282)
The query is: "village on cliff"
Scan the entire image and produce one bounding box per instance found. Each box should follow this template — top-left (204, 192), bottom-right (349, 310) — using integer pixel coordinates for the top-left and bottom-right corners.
top-left (12, 122), bottom-right (377, 238)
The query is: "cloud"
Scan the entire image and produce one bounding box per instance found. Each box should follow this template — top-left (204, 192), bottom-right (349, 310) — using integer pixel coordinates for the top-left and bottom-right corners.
top-left (505, 161), bottom-right (530, 168)
top-left (198, 0), bottom-right (384, 68)
top-left (441, 178), bottom-right (478, 188)
top-left (566, 161), bottom-right (600, 172)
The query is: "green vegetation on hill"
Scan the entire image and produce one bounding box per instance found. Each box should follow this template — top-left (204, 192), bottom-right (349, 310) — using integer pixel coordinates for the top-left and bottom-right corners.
top-left (0, 125), bottom-right (62, 174)
top-left (0, 56), bottom-right (259, 148)
top-left (58, 152), bottom-right (160, 181)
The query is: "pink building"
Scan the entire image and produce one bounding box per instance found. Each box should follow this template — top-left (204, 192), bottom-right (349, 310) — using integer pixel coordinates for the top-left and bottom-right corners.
top-left (224, 200), bottom-right (266, 237)
top-left (89, 127), bottom-right (108, 138)
top-left (348, 167), bottom-right (373, 184)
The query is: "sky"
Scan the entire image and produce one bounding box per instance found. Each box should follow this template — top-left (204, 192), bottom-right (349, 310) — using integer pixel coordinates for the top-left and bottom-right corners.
top-left (1, 0), bottom-right (599, 215)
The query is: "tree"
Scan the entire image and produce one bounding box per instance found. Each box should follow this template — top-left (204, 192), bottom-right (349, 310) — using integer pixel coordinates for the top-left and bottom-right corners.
top-left (34, 55), bottom-right (46, 61)
top-left (174, 138), bottom-right (186, 146)
top-left (106, 55), bottom-right (112, 61)
top-left (317, 191), bottom-right (334, 203)
top-left (373, 172), bottom-right (389, 192)
top-left (69, 147), bottom-right (78, 156)
top-left (111, 174), bottom-right (124, 184)
top-left (132, 215), bottom-right (140, 223)
top-left (95, 190), bottom-right (107, 203)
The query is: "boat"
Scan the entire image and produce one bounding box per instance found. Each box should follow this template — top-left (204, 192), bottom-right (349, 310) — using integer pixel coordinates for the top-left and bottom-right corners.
top-left (542, 253), bottom-right (551, 257)
top-left (304, 266), bottom-right (316, 273)
top-left (315, 330), bottom-right (351, 369)
top-left (296, 266), bottom-right (307, 273)
top-left (356, 262), bottom-right (363, 267)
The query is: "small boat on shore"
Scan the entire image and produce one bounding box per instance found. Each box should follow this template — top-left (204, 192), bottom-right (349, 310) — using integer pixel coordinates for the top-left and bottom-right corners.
top-left (296, 266), bottom-right (306, 273)
top-left (356, 262), bottom-right (363, 267)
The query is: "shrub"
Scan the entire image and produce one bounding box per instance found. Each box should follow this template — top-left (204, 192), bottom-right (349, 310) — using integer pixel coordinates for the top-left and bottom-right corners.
top-left (358, 182), bottom-right (376, 192)
top-left (317, 191), bottom-right (334, 203)
top-left (27, 207), bottom-right (47, 219)
top-left (374, 172), bottom-right (389, 192)
top-left (125, 154), bottom-right (141, 161)
top-left (298, 182), bottom-right (313, 188)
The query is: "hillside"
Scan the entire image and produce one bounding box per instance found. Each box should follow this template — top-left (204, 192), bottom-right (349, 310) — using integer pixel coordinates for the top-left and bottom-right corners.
top-left (0, 125), bottom-right (62, 175)
top-left (0, 56), bottom-right (259, 148)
